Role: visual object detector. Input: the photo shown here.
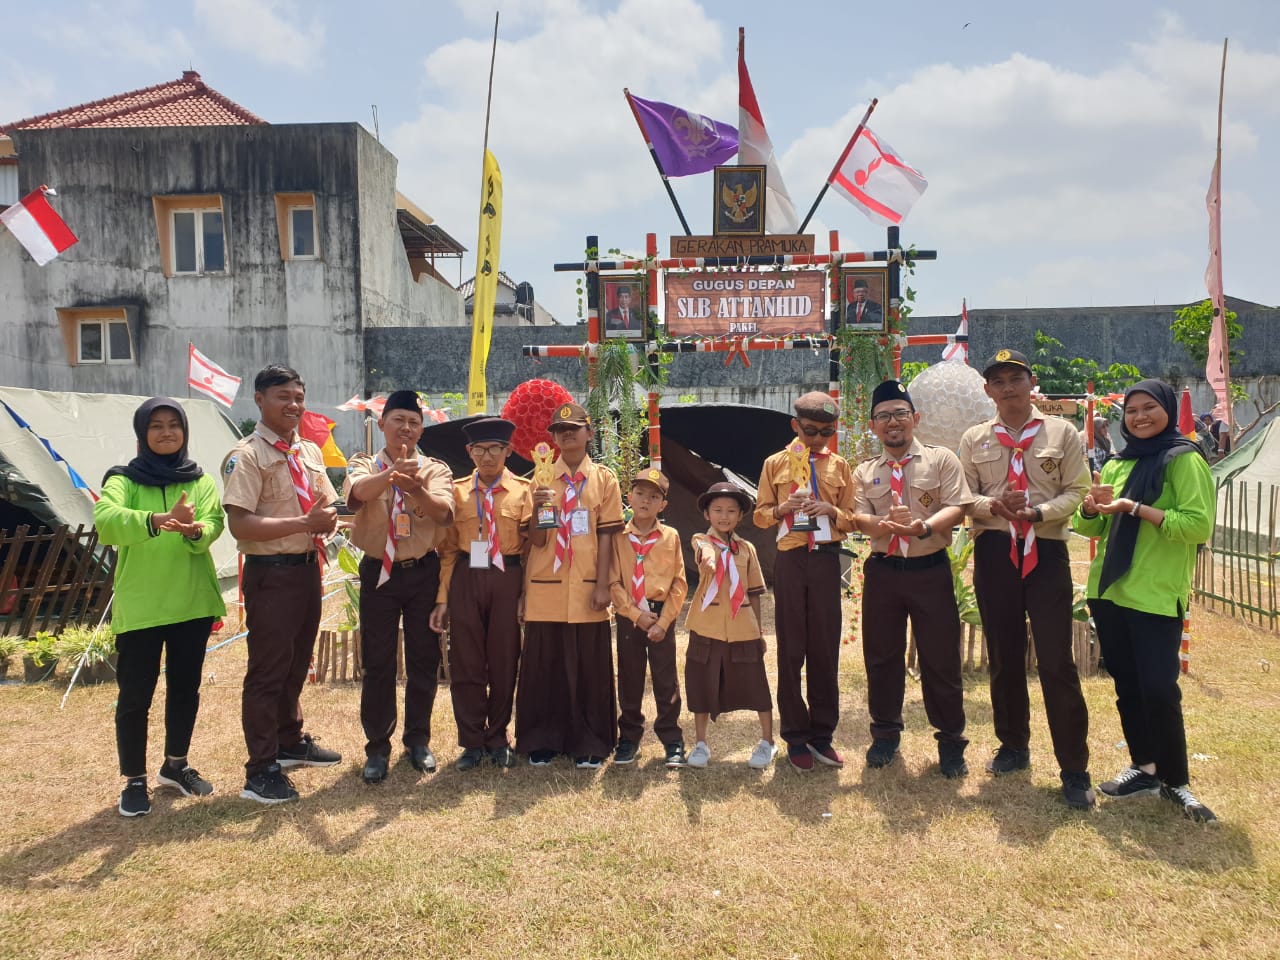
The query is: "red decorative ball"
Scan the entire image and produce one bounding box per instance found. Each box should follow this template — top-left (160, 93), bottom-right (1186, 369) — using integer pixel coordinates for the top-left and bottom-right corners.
top-left (501, 379), bottom-right (575, 459)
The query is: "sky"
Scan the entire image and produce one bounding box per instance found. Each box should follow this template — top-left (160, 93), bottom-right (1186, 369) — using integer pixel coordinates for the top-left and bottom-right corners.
top-left (4, 0), bottom-right (1279, 328)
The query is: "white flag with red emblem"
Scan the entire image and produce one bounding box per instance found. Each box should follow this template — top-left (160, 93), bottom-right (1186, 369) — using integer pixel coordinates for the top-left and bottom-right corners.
top-left (187, 344), bottom-right (241, 408)
top-left (830, 127), bottom-right (928, 227)
top-left (942, 299), bottom-right (969, 362)
top-left (0, 185), bottom-right (78, 265)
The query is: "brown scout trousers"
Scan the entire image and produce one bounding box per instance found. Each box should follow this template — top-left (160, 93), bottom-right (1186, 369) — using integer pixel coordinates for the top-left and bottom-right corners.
top-left (615, 618), bottom-right (683, 746)
top-left (772, 547), bottom-right (843, 749)
top-left (447, 558), bottom-right (523, 751)
top-left (516, 620), bottom-right (617, 758)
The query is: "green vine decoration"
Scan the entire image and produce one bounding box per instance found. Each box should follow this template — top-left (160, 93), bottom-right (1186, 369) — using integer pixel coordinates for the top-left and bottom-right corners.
top-left (587, 338), bottom-right (648, 482)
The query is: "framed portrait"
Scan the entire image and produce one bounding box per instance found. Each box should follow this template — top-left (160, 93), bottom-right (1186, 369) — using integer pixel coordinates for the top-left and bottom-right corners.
top-left (713, 164), bottom-right (766, 237)
top-left (840, 267), bottom-right (889, 332)
top-left (601, 274), bottom-right (648, 342)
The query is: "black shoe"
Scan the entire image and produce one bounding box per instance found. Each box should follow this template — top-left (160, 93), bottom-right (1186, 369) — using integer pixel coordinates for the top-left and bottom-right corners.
top-left (456, 748), bottom-right (485, 771)
top-left (1099, 766), bottom-right (1161, 798)
top-left (119, 777), bottom-right (151, 818)
top-left (865, 736), bottom-right (900, 769)
top-left (664, 742), bottom-right (687, 768)
top-left (157, 762), bottom-right (214, 797)
top-left (1161, 783), bottom-right (1218, 824)
top-left (362, 754), bottom-right (389, 784)
top-left (528, 749), bottom-right (556, 767)
top-left (490, 745), bottom-right (518, 768)
top-left (613, 739), bottom-right (639, 765)
top-left (986, 746), bottom-right (1031, 775)
top-left (408, 745), bottom-right (437, 773)
top-left (938, 741), bottom-right (969, 779)
top-left (240, 763), bottom-right (299, 804)
top-left (1061, 770), bottom-right (1097, 810)
top-left (278, 734), bottom-right (341, 768)
top-left (574, 756), bottom-right (604, 769)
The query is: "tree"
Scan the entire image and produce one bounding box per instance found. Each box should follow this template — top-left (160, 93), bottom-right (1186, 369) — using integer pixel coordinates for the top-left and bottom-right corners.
top-left (1171, 299), bottom-right (1242, 367)
top-left (1030, 329), bottom-right (1144, 407)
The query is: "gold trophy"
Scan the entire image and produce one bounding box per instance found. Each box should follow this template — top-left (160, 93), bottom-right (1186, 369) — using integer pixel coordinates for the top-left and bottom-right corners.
top-left (532, 442), bottom-right (559, 529)
top-left (787, 439), bottom-right (817, 531)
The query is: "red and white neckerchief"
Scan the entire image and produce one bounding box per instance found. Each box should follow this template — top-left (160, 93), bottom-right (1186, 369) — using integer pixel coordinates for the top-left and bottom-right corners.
top-left (628, 528), bottom-right (661, 609)
top-left (553, 470), bottom-right (586, 573)
top-left (374, 452), bottom-right (415, 587)
top-left (477, 472), bottom-right (505, 572)
top-left (700, 534), bottom-right (746, 618)
top-left (268, 435), bottom-right (324, 555)
top-left (775, 450), bottom-right (828, 551)
top-left (887, 455), bottom-right (913, 557)
top-left (992, 419), bottom-right (1042, 577)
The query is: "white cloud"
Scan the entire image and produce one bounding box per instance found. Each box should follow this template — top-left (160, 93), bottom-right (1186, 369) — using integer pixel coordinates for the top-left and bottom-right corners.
top-left (36, 3), bottom-right (193, 72)
top-left (193, 0), bottom-right (325, 71)
top-left (0, 56), bottom-right (57, 123)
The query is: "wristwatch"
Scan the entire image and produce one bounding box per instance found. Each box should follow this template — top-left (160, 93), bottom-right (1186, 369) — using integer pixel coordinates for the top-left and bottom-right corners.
top-left (916, 520), bottom-right (933, 540)
top-left (1032, 506), bottom-right (1044, 523)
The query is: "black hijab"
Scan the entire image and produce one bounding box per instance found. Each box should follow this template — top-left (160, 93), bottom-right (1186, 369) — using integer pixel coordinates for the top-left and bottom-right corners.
top-left (1098, 379), bottom-right (1204, 594)
top-left (103, 397), bottom-right (205, 488)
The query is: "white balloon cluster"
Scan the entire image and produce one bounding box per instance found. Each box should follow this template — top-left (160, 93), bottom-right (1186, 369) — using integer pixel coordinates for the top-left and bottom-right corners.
top-left (910, 362), bottom-right (995, 451)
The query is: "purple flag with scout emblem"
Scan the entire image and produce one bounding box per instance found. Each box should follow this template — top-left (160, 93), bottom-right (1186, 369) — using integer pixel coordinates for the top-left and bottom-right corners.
top-left (630, 94), bottom-right (738, 177)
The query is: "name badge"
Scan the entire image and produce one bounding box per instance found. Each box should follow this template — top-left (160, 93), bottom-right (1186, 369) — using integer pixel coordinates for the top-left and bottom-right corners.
top-left (394, 513), bottom-right (412, 539)
top-left (814, 515), bottom-right (834, 542)
top-left (469, 540), bottom-right (490, 569)
top-left (570, 508), bottom-right (590, 536)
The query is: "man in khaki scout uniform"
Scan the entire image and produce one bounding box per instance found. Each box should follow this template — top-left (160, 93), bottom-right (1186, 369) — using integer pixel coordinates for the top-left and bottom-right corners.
top-left (959, 349), bottom-right (1094, 810)
top-left (429, 417), bottom-right (529, 771)
top-left (851, 380), bottom-right (973, 777)
top-left (223, 364), bottom-right (340, 804)
top-left (344, 390), bottom-right (455, 784)
top-left (518, 402), bottom-right (625, 769)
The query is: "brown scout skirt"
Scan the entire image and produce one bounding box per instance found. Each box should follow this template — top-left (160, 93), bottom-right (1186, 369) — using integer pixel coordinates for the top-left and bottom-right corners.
top-left (684, 631), bottom-right (772, 720)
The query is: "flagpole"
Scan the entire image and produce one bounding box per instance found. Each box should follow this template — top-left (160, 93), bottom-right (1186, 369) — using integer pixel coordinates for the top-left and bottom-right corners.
top-left (624, 88), bottom-right (693, 236)
top-left (466, 12), bottom-right (501, 415)
top-left (187, 341), bottom-right (192, 399)
top-left (1214, 37), bottom-right (1233, 443)
top-left (797, 99), bottom-right (878, 233)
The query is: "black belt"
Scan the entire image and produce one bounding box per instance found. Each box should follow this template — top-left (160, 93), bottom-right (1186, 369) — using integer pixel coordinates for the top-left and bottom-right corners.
top-left (245, 552), bottom-right (317, 567)
top-left (813, 542), bottom-right (846, 555)
top-left (868, 550), bottom-right (949, 572)
top-left (453, 553), bottom-right (522, 567)
top-left (360, 553), bottom-right (438, 570)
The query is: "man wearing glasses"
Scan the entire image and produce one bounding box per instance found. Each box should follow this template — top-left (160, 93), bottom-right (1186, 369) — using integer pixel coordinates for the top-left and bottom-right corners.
top-left (754, 391), bottom-right (857, 771)
top-left (850, 380), bottom-right (973, 776)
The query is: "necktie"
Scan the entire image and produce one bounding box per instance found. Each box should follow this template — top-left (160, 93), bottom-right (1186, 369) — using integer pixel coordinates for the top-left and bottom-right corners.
top-left (629, 529), bottom-right (661, 608)
top-left (271, 438), bottom-right (324, 555)
top-left (374, 453), bottom-right (412, 588)
top-left (992, 421), bottom-right (1043, 577)
top-left (776, 450), bottom-right (827, 551)
top-left (480, 474), bottom-right (505, 572)
top-left (887, 455), bottom-right (913, 556)
top-left (700, 535), bottom-right (745, 617)
top-left (857, 303), bottom-right (864, 322)
top-left (553, 471), bottom-right (585, 573)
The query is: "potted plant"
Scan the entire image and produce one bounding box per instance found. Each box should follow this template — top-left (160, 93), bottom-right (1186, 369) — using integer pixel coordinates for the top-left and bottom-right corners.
top-left (55, 624), bottom-right (118, 684)
top-left (0, 634), bottom-right (22, 681)
top-left (22, 631), bottom-right (59, 682)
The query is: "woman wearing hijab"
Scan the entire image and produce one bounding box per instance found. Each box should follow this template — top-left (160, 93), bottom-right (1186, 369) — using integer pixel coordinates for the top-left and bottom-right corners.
top-left (1073, 380), bottom-right (1217, 823)
top-left (95, 398), bottom-right (226, 817)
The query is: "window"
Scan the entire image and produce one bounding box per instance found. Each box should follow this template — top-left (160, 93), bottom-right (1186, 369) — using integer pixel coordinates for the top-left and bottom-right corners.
top-left (274, 193), bottom-right (320, 260)
top-left (56, 307), bottom-right (134, 365)
top-left (152, 195), bottom-right (226, 277)
top-left (290, 206), bottom-right (316, 258)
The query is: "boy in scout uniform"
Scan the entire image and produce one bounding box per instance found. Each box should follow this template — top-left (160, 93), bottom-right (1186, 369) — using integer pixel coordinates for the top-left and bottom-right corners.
top-left (608, 466), bottom-right (688, 767)
top-left (343, 390), bottom-right (455, 784)
top-left (223, 364), bottom-right (340, 804)
top-left (851, 380), bottom-right (973, 776)
top-left (958, 349), bottom-right (1094, 810)
top-left (754, 391), bottom-right (857, 772)
top-left (429, 417), bottom-right (529, 771)
top-left (517, 402), bottom-right (625, 769)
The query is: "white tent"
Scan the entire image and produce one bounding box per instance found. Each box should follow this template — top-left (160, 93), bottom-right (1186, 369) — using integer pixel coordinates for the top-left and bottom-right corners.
top-left (1211, 417), bottom-right (1280, 555)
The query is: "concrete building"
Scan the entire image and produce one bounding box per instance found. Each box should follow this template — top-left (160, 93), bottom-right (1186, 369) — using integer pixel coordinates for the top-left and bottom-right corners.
top-left (459, 270), bottom-right (560, 327)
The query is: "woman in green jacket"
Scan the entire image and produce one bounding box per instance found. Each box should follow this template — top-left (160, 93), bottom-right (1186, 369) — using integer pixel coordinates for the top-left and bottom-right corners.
top-left (1074, 379), bottom-right (1216, 823)
top-left (95, 397), bottom-right (226, 817)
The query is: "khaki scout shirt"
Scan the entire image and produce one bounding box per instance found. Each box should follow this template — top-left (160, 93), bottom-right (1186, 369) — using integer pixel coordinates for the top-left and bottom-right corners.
top-left (682, 530), bottom-right (766, 642)
top-left (609, 520), bottom-right (688, 632)
top-left (754, 447), bottom-right (858, 551)
top-left (523, 457), bottom-right (624, 624)
top-left (436, 470), bottom-right (530, 603)
top-left (958, 414), bottom-right (1089, 542)
top-left (222, 422), bottom-right (339, 556)
top-left (341, 449), bottom-right (454, 560)
top-left (852, 439), bottom-right (973, 555)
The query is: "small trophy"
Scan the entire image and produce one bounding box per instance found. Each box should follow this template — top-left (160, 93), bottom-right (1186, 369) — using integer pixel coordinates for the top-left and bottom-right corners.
top-left (532, 442), bottom-right (559, 529)
top-left (787, 440), bottom-right (817, 531)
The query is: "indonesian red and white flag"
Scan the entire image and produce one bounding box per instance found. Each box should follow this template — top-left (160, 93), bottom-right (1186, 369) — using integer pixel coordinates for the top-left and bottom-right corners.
top-left (187, 344), bottom-right (241, 408)
top-left (337, 393), bottom-right (387, 415)
top-left (942, 299), bottom-right (969, 362)
top-left (0, 185), bottom-right (78, 266)
top-left (1204, 156), bottom-right (1228, 421)
top-left (831, 127), bottom-right (928, 227)
top-left (738, 30), bottom-right (798, 234)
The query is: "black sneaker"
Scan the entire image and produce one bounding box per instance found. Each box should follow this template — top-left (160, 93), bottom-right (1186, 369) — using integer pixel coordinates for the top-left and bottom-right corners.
top-left (1099, 766), bottom-right (1161, 798)
top-left (277, 734), bottom-right (341, 768)
top-left (664, 742), bottom-right (687, 768)
top-left (613, 739), bottom-right (639, 765)
top-left (490, 745), bottom-right (518, 768)
top-left (1061, 770), bottom-right (1097, 810)
top-left (240, 763), bottom-right (299, 804)
top-left (574, 756), bottom-right (605, 770)
top-left (1161, 783), bottom-right (1218, 824)
top-left (938, 741), bottom-right (969, 779)
top-left (456, 748), bottom-right (486, 771)
top-left (528, 749), bottom-right (556, 767)
top-left (865, 736), bottom-right (900, 769)
top-left (119, 778), bottom-right (151, 818)
top-left (986, 746), bottom-right (1031, 775)
top-left (157, 762), bottom-right (214, 797)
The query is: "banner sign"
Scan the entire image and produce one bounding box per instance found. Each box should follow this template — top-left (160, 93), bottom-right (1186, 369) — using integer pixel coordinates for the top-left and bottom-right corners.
top-left (1032, 398), bottom-right (1079, 416)
top-left (670, 234), bottom-right (815, 258)
top-left (664, 269), bottom-right (826, 337)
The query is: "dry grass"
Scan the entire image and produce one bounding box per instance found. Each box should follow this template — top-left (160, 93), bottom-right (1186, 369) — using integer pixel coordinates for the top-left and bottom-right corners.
top-left (2, 594), bottom-right (1278, 960)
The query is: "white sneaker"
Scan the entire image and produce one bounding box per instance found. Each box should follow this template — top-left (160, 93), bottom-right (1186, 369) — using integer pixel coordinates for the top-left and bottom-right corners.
top-left (748, 739), bottom-right (778, 769)
top-left (687, 741), bottom-right (711, 768)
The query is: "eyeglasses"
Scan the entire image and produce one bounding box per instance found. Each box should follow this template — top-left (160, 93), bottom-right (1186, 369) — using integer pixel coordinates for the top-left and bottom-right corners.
top-left (469, 444), bottom-right (509, 459)
top-left (872, 410), bottom-right (914, 424)
top-left (800, 425), bottom-right (837, 438)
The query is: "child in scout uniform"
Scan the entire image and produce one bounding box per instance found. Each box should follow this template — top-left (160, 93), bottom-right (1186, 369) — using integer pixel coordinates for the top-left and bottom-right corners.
top-left (851, 380), bottom-right (973, 777)
top-left (754, 391), bottom-right (857, 772)
top-left (223, 364), bottom-right (340, 804)
top-left (683, 482), bottom-right (775, 770)
top-left (343, 390), bottom-right (455, 784)
top-left (429, 417), bottom-right (529, 771)
top-left (517, 401), bottom-right (625, 769)
top-left (608, 466), bottom-right (689, 768)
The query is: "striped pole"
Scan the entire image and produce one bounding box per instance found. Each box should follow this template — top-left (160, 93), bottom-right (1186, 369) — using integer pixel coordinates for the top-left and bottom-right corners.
top-left (1181, 606), bottom-right (1191, 674)
top-left (553, 248), bottom-right (937, 273)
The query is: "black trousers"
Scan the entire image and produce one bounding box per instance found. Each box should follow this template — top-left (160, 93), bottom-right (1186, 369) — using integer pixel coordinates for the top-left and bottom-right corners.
top-left (1091, 598), bottom-right (1189, 786)
top-left (115, 617), bottom-right (214, 777)
top-left (772, 548), bottom-right (843, 749)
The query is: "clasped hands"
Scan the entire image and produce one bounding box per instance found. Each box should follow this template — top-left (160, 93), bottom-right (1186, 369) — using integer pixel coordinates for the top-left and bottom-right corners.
top-left (990, 489), bottom-right (1039, 524)
top-left (154, 491), bottom-right (203, 538)
top-left (876, 502), bottom-right (928, 537)
top-left (383, 444), bottom-right (424, 495)
top-left (1083, 470), bottom-right (1135, 516)
top-left (778, 490), bottom-right (837, 519)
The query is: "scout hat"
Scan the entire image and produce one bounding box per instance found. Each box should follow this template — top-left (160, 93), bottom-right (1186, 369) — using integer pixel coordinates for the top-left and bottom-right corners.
top-left (793, 391), bottom-right (840, 423)
top-left (697, 481), bottom-right (754, 514)
top-left (981, 349), bottom-right (1032, 379)
top-left (631, 466), bottom-right (669, 496)
top-left (870, 379), bottom-right (914, 412)
top-left (463, 417), bottom-right (516, 445)
top-left (383, 389), bottom-right (423, 416)
top-left (548, 402), bottom-right (591, 430)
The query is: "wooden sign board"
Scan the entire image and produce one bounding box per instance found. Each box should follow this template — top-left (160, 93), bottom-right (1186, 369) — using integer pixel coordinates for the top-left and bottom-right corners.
top-left (665, 269), bottom-right (826, 337)
top-left (670, 234), bottom-right (816, 258)
top-left (1032, 398), bottom-right (1079, 416)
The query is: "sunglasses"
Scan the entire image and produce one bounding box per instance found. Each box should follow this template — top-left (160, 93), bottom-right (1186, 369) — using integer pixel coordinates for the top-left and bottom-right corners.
top-left (800, 425), bottom-right (837, 438)
top-left (469, 444), bottom-right (509, 458)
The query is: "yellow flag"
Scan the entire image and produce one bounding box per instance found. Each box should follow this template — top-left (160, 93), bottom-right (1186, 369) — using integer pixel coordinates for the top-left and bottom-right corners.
top-left (467, 150), bottom-right (502, 414)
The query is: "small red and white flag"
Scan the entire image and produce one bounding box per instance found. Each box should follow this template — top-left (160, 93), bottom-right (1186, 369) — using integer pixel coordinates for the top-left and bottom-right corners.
top-left (942, 299), bottom-right (969, 363)
top-left (0, 185), bottom-right (78, 266)
top-left (831, 127), bottom-right (928, 227)
top-left (187, 344), bottom-right (241, 408)
top-left (738, 29), bottom-right (798, 234)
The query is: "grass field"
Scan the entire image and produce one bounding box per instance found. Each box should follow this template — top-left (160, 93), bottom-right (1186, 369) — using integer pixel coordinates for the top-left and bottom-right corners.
top-left (1, 597), bottom-right (1277, 960)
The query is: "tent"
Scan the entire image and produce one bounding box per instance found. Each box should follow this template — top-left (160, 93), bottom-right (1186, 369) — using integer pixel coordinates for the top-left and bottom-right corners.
top-left (1210, 416), bottom-right (1280, 555)
top-left (0, 387), bottom-right (244, 578)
